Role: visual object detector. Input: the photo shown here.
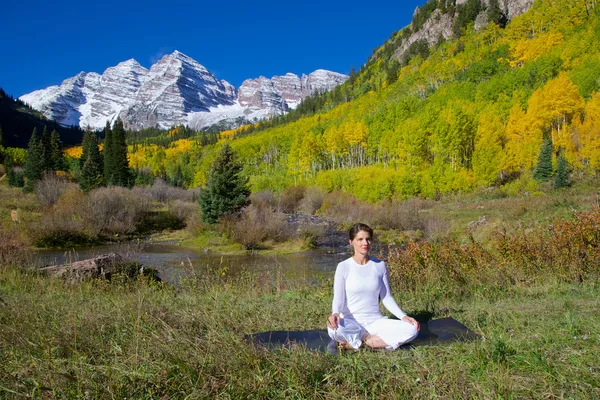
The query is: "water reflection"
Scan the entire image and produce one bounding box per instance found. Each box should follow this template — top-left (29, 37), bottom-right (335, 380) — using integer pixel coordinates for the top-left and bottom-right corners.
top-left (33, 242), bottom-right (358, 285)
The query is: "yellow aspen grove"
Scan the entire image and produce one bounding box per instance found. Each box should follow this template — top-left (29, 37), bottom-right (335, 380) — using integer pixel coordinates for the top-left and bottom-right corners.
top-left (528, 74), bottom-right (584, 153)
top-left (575, 92), bottom-right (600, 170)
top-left (509, 32), bottom-right (564, 68)
top-left (502, 104), bottom-right (540, 172)
top-left (473, 110), bottom-right (505, 185)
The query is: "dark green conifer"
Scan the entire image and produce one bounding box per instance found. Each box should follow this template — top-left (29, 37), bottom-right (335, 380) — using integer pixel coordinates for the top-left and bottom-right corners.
top-left (40, 126), bottom-right (53, 172)
top-left (199, 144), bottom-right (249, 224)
top-left (553, 150), bottom-right (570, 189)
top-left (79, 131), bottom-right (104, 192)
top-left (23, 128), bottom-right (44, 192)
top-left (103, 121), bottom-right (114, 185)
top-left (171, 164), bottom-right (185, 188)
top-left (49, 130), bottom-right (65, 171)
top-left (533, 138), bottom-right (553, 182)
top-left (110, 118), bottom-right (132, 187)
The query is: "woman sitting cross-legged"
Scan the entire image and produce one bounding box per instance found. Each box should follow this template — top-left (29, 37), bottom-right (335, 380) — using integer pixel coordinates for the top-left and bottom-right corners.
top-left (327, 223), bottom-right (420, 351)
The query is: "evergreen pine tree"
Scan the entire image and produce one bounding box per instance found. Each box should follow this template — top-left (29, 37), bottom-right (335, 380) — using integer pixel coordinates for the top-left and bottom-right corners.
top-left (79, 131), bottom-right (104, 192)
top-left (171, 164), bottom-right (185, 188)
top-left (103, 121), bottom-right (114, 185)
top-left (6, 157), bottom-right (15, 186)
top-left (49, 130), bottom-right (65, 171)
top-left (199, 144), bottom-right (249, 224)
top-left (553, 150), bottom-right (570, 189)
top-left (110, 118), bottom-right (132, 187)
top-left (23, 128), bottom-right (44, 192)
top-left (40, 126), bottom-right (53, 172)
top-left (533, 138), bottom-right (554, 182)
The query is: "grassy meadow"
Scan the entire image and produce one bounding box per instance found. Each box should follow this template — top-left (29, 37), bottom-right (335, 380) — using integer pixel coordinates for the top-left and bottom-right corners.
top-left (1, 175), bottom-right (600, 398)
top-left (0, 265), bottom-right (598, 399)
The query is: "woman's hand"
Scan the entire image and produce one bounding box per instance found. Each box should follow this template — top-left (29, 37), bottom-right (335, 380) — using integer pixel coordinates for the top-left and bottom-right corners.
top-left (327, 313), bottom-right (341, 329)
top-left (402, 316), bottom-right (420, 331)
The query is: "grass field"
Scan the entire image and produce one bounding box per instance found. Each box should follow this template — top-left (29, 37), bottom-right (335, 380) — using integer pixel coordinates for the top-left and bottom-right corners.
top-left (1, 175), bottom-right (599, 398)
top-left (0, 265), bottom-right (598, 399)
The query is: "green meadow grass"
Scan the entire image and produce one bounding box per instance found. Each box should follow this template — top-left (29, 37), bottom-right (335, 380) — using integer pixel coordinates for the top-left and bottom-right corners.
top-left (0, 266), bottom-right (598, 399)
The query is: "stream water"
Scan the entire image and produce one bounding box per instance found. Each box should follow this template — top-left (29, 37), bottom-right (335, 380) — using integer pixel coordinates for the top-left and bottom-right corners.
top-left (32, 241), bottom-right (372, 285)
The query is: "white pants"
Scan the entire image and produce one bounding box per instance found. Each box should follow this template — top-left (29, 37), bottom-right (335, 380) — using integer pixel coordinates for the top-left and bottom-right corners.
top-left (327, 317), bottom-right (419, 350)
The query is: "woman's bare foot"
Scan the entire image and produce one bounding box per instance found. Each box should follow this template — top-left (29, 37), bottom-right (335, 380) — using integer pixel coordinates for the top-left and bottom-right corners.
top-left (337, 341), bottom-right (357, 351)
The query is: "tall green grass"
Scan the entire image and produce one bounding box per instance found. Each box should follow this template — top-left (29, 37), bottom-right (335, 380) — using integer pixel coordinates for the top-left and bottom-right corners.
top-left (0, 264), bottom-right (598, 399)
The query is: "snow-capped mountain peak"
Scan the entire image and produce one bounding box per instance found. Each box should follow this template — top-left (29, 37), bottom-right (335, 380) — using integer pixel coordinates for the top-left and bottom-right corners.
top-left (20, 51), bottom-right (349, 130)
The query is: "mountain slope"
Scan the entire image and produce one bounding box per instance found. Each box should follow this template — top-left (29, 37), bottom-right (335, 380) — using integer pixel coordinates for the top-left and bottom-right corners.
top-left (125, 0), bottom-right (600, 201)
top-left (0, 88), bottom-right (84, 148)
top-left (20, 51), bottom-right (348, 131)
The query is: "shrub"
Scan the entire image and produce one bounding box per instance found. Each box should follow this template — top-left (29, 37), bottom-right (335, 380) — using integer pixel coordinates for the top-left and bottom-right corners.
top-left (168, 200), bottom-right (198, 223)
top-left (371, 198), bottom-right (434, 231)
top-left (32, 187), bottom-right (93, 247)
top-left (279, 185), bottom-right (306, 213)
top-left (297, 224), bottom-right (326, 248)
top-left (318, 191), bottom-right (374, 226)
top-left (387, 207), bottom-right (600, 293)
top-left (0, 225), bottom-right (29, 267)
top-left (250, 190), bottom-right (278, 209)
top-left (298, 186), bottom-right (326, 215)
top-left (87, 187), bottom-right (152, 236)
top-left (220, 203), bottom-right (290, 250)
top-left (137, 179), bottom-right (195, 203)
top-left (34, 173), bottom-right (75, 207)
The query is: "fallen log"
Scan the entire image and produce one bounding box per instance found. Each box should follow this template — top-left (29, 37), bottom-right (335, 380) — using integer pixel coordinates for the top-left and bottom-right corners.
top-left (40, 253), bottom-right (161, 283)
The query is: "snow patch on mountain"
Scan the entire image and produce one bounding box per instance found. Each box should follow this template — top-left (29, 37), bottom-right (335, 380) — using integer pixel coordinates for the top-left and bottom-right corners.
top-left (20, 51), bottom-right (348, 130)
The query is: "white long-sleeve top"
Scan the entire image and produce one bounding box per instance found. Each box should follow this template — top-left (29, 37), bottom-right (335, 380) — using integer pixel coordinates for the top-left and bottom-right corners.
top-left (331, 257), bottom-right (407, 326)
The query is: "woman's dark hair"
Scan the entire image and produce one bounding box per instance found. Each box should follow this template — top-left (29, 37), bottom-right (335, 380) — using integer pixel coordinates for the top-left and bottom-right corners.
top-left (349, 223), bottom-right (373, 241)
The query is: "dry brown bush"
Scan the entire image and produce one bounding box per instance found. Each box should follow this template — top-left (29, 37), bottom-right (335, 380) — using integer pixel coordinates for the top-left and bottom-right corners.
top-left (168, 200), bottom-right (198, 223)
top-left (318, 191), bottom-right (375, 226)
top-left (298, 186), bottom-right (326, 215)
top-left (297, 223), bottom-right (326, 248)
top-left (34, 173), bottom-right (75, 207)
top-left (32, 187), bottom-right (91, 245)
top-left (250, 190), bottom-right (278, 209)
top-left (279, 185), bottom-right (306, 213)
top-left (136, 179), bottom-right (196, 203)
top-left (219, 203), bottom-right (290, 249)
top-left (87, 187), bottom-right (152, 235)
top-left (0, 225), bottom-right (29, 267)
top-left (371, 198), bottom-right (434, 231)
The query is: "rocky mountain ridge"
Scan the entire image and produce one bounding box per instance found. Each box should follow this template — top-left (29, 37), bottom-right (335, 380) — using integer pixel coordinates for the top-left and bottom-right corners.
top-left (392, 0), bottom-right (534, 62)
top-left (20, 51), bottom-right (348, 130)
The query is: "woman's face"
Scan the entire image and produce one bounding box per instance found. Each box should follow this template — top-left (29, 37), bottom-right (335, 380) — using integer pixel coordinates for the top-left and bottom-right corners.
top-left (350, 230), bottom-right (372, 256)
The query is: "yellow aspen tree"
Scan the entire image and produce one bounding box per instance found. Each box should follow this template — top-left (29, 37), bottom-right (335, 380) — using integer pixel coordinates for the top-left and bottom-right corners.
top-left (576, 92), bottom-right (600, 170)
top-left (502, 104), bottom-right (539, 172)
top-left (528, 73), bottom-right (584, 160)
top-left (509, 31), bottom-right (564, 68)
top-left (473, 109), bottom-right (505, 185)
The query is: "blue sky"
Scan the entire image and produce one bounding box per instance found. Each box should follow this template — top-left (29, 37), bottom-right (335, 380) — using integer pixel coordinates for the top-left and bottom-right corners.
top-left (2, 0), bottom-right (424, 98)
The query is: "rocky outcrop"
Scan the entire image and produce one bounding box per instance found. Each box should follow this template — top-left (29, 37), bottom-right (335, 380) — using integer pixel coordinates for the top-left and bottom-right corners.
top-left (20, 51), bottom-right (348, 131)
top-left (238, 77), bottom-right (286, 114)
top-left (393, 0), bottom-right (534, 62)
top-left (301, 70), bottom-right (349, 99)
top-left (237, 70), bottom-right (348, 114)
top-left (272, 73), bottom-right (303, 109)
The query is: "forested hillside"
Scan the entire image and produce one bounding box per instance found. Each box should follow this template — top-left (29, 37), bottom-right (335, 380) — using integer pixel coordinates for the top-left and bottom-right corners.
top-left (76, 0), bottom-right (600, 201)
top-left (0, 89), bottom-right (84, 148)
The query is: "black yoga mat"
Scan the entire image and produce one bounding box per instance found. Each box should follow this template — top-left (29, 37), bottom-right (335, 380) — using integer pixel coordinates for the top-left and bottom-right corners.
top-left (245, 317), bottom-right (479, 354)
